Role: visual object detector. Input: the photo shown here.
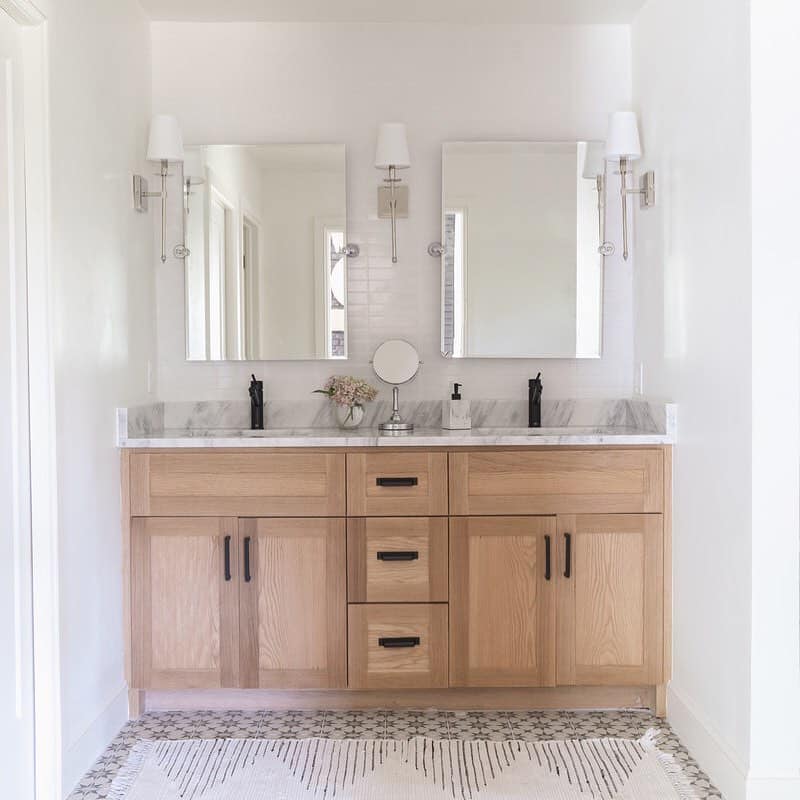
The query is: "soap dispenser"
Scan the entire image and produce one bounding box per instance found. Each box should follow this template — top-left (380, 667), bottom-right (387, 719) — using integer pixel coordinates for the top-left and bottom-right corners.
top-left (442, 383), bottom-right (471, 430)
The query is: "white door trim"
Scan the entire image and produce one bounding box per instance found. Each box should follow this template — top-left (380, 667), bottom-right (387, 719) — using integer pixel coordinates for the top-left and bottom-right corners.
top-left (7, 7), bottom-right (62, 800)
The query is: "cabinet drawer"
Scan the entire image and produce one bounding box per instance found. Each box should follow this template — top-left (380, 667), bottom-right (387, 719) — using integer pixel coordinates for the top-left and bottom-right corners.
top-left (348, 518), bottom-right (448, 602)
top-left (348, 604), bottom-right (448, 689)
top-left (130, 452), bottom-right (345, 517)
top-left (450, 450), bottom-right (663, 515)
top-left (346, 453), bottom-right (448, 516)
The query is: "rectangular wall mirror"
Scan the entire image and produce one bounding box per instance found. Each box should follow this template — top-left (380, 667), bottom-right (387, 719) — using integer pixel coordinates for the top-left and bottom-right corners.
top-left (183, 143), bottom-right (348, 361)
top-left (441, 141), bottom-right (604, 359)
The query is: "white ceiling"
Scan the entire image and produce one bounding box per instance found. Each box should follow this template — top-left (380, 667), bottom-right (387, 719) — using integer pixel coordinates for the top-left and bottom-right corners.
top-left (139, 0), bottom-right (647, 24)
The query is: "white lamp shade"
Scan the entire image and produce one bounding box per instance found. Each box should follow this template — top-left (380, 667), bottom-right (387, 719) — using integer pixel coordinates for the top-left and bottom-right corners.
top-left (582, 141), bottom-right (606, 179)
top-left (147, 114), bottom-right (184, 162)
top-left (375, 123), bottom-right (410, 169)
top-left (605, 111), bottom-right (642, 161)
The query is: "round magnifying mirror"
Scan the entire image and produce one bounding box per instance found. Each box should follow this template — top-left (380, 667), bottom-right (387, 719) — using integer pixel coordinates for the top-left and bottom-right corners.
top-left (372, 339), bottom-right (420, 433)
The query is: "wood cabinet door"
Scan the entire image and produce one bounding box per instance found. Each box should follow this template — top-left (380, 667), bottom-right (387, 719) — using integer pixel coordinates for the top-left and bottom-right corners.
top-left (131, 517), bottom-right (239, 689)
top-left (239, 518), bottom-right (346, 689)
top-left (449, 516), bottom-right (556, 687)
top-left (557, 514), bottom-right (663, 686)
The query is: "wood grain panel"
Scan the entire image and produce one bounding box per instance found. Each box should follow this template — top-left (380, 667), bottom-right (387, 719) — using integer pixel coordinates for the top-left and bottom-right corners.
top-left (347, 453), bottom-right (448, 516)
top-left (131, 517), bottom-right (239, 689)
top-left (130, 452), bottom-right (345, 517)
top-left (347, 518), bottom-right (448, 602)
top-left (556, 514), bottom-right (663, 686)
top-left (348, 604), bottom-right (448, 689)
top-left (239, 518), bottom-right (346, 689)
top-left (449, 450), bottom-right (663, 515)
top-left (449, 517), bottom-right (556, 687)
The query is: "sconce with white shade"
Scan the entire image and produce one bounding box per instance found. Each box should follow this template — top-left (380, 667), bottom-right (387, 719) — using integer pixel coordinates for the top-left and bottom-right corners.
top-left (375, 123), bottom-right (410, 263)
top-left (582, 141), bottom-right (615, 257)
top-left (133, 114), bottom-right (186, 263)
top-left (605, 111), bottom-right (655, 260)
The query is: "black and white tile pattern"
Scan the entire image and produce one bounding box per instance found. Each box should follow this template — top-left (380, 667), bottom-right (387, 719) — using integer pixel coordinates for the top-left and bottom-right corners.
top-left (67, 710), bottom-right (723, 799)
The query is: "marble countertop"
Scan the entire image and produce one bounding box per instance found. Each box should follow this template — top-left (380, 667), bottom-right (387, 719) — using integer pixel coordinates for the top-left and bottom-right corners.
top-left (118, 425), bottom-right (673, 449)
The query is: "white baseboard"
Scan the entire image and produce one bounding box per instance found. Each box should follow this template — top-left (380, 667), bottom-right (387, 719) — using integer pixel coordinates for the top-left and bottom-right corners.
top-left (668, 683), bottom-right (749, 800)
top-left (746, 774), bottom-right (800, 800)
top-left (61, 687), bottom-right (128, 798)
top-left (668, 684), bottom-right (800, 800)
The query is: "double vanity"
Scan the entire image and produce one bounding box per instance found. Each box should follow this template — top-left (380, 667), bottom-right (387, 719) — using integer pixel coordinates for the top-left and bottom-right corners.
top-left (119, 403), bottom-right (673, 719)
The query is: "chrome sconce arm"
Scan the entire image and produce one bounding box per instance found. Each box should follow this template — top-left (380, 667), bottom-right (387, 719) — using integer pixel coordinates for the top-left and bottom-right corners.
top-left (618, 158), bottom-right (655, 260)
top-left (132, 160), bottom-right (174, 262)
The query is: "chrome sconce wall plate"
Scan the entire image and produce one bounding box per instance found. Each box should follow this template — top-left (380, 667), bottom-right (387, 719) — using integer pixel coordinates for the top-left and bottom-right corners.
top-left (375, 123), bottom-right (410, 263)
top-left (133, 114), bottom-right (186, 263)
top-left (605, 111), bottom-right (655, 261)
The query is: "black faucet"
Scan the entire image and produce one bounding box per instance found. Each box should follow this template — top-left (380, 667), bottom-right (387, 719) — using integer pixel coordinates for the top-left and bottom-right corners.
top-left (528, 373), bottom-right (543, 428)
top-left (249, 374), bottom-right (264, 430)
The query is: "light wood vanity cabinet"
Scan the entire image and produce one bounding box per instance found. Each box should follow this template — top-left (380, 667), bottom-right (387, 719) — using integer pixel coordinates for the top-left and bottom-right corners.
top-left (124, 446), bottom-right (670, 714)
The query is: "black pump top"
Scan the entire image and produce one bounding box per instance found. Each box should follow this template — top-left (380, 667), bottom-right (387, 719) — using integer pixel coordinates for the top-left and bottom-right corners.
top-left (452, 382), bottom-right (462, 400)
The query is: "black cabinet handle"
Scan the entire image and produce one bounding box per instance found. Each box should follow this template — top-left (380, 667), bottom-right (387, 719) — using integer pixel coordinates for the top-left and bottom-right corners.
top-left (243, 536), bottom-right (252, 583)
top-left (223, 535), bottom-right (232, 582)
top-left (377, 551), bottom-right (419, 561)
top-left (376, 477), bottom-right (418, 487)
top-left (378, 636), bottom-right (420, 648)
top-left (564, 533), bottom-right (572, 579)
top-left (544, 535), bottom-right (551, 581)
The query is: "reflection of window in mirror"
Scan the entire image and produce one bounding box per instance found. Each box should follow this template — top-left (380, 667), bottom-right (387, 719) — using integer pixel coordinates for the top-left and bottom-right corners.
top-left (326, 228), bottom-right (346, 359)
top-left (443, 209), bottom-right (466, 357)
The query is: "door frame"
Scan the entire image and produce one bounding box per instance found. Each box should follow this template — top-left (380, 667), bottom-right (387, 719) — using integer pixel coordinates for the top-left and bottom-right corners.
top-left (1, 3), bottom-right (62, 799)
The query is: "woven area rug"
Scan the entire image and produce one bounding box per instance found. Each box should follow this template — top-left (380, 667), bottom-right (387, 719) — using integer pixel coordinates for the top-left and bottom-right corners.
top-left (108, 730), bottom-right (699, 799)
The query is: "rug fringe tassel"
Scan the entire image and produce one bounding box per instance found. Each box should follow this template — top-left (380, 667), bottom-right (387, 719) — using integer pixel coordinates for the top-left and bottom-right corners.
top-left (106, 740), bottom-right (154, 800)
top-left (640, 728), bottom-right (703, 800)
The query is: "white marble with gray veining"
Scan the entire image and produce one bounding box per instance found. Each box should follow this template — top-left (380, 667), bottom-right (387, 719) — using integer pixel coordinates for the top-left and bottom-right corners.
top-left (117, 398), bottom-right (675, 448)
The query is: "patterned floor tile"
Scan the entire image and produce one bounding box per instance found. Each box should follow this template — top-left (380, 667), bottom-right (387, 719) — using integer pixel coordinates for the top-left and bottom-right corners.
top-left (384, 710), bottom-right (450, 738)
top-left (507, 710), bottom-right (576, 740)
top-left (66, 708), bottom-right (725, 799)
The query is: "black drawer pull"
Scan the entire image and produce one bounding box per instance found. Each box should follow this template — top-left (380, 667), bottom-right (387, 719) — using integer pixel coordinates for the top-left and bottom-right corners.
top-left (376, 476), bottom-right (418, 487)
top-left (223, 535), bottom-right (232, 582)
top-left (564, 533), bottom-right (572, 579)
top-left (243, 536), bottom-right (252, 583)
top-left (378, 636), bottom-right (421, 648)
top-left (377, 551), bottom-right (419, 561)
top-left (544, 534), bottom-right (551, 581)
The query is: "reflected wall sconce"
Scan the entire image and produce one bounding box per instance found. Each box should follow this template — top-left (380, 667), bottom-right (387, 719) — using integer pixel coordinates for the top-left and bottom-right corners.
top-left (375, 123), bottom-right (410, 263)
top-left (605, 111), bottom-right (655, 261)
top-left (133, 114), bottom-right (185, 262)
top-left (582, 141), bottom-right (615, 257)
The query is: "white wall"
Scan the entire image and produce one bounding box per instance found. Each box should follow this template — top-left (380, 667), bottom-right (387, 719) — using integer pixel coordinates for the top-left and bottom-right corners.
top-left (37, 0), bottom-right (157, 794)
top-left (633, 0), bottom-right (800, 797)
top-left (151, 22), bottom-right (633, 403)
top-left (748, 1), bottom-right (800, 796)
